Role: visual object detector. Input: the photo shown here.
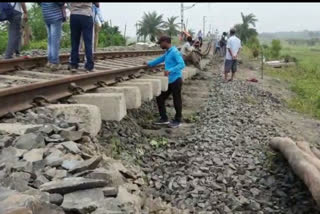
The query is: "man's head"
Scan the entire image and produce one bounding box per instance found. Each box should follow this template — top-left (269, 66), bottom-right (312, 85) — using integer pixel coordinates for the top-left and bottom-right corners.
top-left (187, 36), bottom-right (192, 43)
top-left (223, 32), bottom-right (227, 36)
top-left (230, 28), bottom-right (236, 36)
top-left (157, 35), bottom-right (171, 49)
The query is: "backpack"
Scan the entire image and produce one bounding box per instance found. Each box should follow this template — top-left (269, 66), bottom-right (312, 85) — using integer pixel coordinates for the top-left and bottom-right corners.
top-left (219, 37), bottom-right (226, 47)
top-left (0, 2), bottom-right (16, 21)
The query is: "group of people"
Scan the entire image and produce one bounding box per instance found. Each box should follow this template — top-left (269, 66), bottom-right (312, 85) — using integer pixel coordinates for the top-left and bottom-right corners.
top-left (2, 3), bottom-right (241, 129)
top-left (214, 31), bottom-right (228, 57)
top-left (2, 2), bottom-right (104, 72)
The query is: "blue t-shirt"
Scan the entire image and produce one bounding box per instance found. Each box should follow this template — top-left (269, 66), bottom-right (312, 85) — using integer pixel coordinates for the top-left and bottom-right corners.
top-left (40, 3), bottom-right (63, 24)
top-left (147, 46), bottom-right (185, 84)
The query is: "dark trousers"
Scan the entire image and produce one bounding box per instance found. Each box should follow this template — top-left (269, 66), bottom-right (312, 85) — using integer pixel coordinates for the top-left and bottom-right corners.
top-left (70, 14), bottom-right (94, 70)
top-left (156, 78), bottom-right (183, 122)
top-left (5, 11), bottom-right (22, 59)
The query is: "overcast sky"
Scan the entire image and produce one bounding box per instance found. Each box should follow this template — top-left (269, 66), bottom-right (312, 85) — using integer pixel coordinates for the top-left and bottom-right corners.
top-left (99, 3), bottom-right (320, 37)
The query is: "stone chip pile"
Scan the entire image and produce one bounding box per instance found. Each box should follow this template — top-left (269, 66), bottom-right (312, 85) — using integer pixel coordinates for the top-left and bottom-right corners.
top-left (0, 107), bottom-right (186, 214)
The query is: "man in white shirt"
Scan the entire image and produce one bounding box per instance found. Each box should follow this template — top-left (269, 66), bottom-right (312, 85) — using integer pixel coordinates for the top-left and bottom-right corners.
top-left (181, 36), bottom-right (193, 57)
top-left (224, 28), bottom-right (241, 82)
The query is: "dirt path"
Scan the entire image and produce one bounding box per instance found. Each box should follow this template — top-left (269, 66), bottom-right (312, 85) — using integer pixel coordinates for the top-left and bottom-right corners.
top-left (100, 56), bottom-right (320, 213)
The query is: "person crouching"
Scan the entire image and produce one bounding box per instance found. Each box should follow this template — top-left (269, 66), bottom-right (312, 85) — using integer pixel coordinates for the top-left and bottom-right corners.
top-left (144, 36), bottom-right (186, 128)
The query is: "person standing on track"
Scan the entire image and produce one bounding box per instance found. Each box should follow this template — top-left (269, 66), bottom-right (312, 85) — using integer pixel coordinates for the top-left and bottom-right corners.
top-left (219, 32), bottom-right (227, 57)
top-left (2, 2), bottom-right (28, 59)
top-left (197, 30), bottom-right (203, 48)
top-left (39, 2), bottom-right (66, 71)
top-left (214, 40), bottom-right (221, 56)
top-left (93, 3), bottom-right (104, 52)
top-left (224, 28), bottom-right (241, 82)
top-left (144, 36), bottom-right (186, 128)
top-left (69, 2), bottom-right (98, 73)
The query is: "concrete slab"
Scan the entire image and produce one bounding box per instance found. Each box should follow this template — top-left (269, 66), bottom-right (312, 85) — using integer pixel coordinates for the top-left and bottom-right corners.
top-left (96, 86), bottom-right (141, 109)
top-left (118, 82), bottom-right (153, 102)
top-left (130, 78), bottom-right (161, 96)
top-left (185, 67), bottom-right (198, 78)
top-left (47, 104), bottom-right (101, 137)
top-left (141, 75), bottom-right (168, 91)
top-left (73, 93), bottom-right (126, 122)
top-left (182, 70), bottom-right (189, 81)
top-left (0, 123), bottom-right (43, 135)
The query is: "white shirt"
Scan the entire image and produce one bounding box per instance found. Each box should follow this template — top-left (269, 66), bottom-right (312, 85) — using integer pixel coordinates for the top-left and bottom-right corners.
top-left (226, 35), bottom-right (241, 60)
top-left (10, 2), bottom-right (22, 13)
top-left (181, 42), bottom-right (193, 56)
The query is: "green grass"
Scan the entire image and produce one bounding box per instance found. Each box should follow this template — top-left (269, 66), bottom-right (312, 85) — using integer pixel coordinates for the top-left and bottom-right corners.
top-left (265, 44), bottom-right (320, 119)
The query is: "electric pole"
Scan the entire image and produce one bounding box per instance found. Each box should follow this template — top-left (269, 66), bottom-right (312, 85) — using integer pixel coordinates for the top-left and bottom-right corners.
top-left (180, 3), bottom-right (197, 34)
top-left (124, 24), bottom-right (127, 46)
top-left (135, 22), bottom-right (138, 42)
top-left (203, 16), bottom-right (206, 38)
top-left (180, 3), bottom-right (184, 33)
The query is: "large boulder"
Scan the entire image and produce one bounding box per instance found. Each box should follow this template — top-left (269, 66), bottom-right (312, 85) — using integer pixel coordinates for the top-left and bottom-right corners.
top-left (0, 186), bottom-right (64, 214)
top-left (61, 188), bottom-right (104, 214)
top-left (14, 133), bottom-right (45, 150)
top-left (39, 177), bottom-right (108, 195)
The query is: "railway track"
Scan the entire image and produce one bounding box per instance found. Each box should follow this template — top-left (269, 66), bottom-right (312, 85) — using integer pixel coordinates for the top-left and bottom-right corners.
top-left (0, 50), bottom-right (165, 117)
top-left (0, 42), bottom-right (212, 118)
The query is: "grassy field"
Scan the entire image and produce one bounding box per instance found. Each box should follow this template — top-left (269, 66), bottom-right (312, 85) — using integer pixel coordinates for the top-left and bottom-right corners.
top-left (265, 43), bottom-right (320, 119)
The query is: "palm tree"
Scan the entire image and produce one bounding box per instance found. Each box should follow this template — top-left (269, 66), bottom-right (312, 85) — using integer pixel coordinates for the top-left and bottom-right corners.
top-left (136, 11), bottom-right (164, 42)
top-left (234, 12), bottom-right (258, 44)
top-left (163, 16), bottom-right (180, 37)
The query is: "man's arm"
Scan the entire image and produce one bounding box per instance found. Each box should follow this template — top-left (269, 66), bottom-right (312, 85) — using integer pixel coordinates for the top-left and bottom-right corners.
top-left (96, 8), bottom-right (104, 23)
top-left (21, 3), bottom-right (28, 22)
top-left (145, 54), bottom-right (165, 67)
top-left (167, 51), bottom-right (185, 74)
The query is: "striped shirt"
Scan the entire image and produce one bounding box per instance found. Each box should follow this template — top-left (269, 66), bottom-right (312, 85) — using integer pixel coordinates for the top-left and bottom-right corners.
top-left (40, 3), bottom-right (63, 24)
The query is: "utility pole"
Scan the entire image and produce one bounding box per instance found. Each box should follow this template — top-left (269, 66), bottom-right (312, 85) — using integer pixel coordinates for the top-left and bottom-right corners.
top-left (203, 16), bottom-right (206, 38)
top-left (124, 24), bottom-right (127, 46)
top-left (135, 22), bottom-right (138, 42)
top-left (180, 3), bottom-right (184, 33)
top-left (180, 3), bottom-right (196, 39)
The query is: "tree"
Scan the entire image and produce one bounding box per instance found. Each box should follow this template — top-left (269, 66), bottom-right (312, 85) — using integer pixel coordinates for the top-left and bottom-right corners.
top-left (163, 16), bottom-right (179, 37)
top-left (137, 11), bottom-right (164, 42)
top-left (234, 12), bottom-right (258, 44)
top-left (270, 39), bottom-right (282, 59)
top-left (28, 3), bottom-right (46, 41)
top-left (98, 22), bottom-right (126, 47)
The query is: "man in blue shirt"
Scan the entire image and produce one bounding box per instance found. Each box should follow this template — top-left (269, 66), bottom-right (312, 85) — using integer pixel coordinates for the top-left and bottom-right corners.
top-left (144, 36), bottom-right (186, 128)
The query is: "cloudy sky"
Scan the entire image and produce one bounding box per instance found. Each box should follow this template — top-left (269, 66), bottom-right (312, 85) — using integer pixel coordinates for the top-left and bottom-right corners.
top-left (99, 3), bottom-right (320, 37)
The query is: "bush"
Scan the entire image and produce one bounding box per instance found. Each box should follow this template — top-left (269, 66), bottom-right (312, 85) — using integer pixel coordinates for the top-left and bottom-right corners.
top-left (282, 54), bottom-right (297, 63)
top-left (270, 39), bottom-right (282, 59)
top-left (60, 22), bottom-right (71, 49)
top-left (246, 36), bottom-right (260, 58)
top-left (0, 24), bottom-right (8, 54)
top-left (22, 40), bottom-right (47, 50)
top-left (98, 23), bottom-right (125, 47)
top-left (28, 3), bottom-right (47, 41)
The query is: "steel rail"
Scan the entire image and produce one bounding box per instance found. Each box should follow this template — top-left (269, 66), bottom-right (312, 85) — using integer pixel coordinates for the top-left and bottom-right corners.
top-left (0, 64), bottom-right (164, 117)
top-left (0, 50), bottom-right (165, 73)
